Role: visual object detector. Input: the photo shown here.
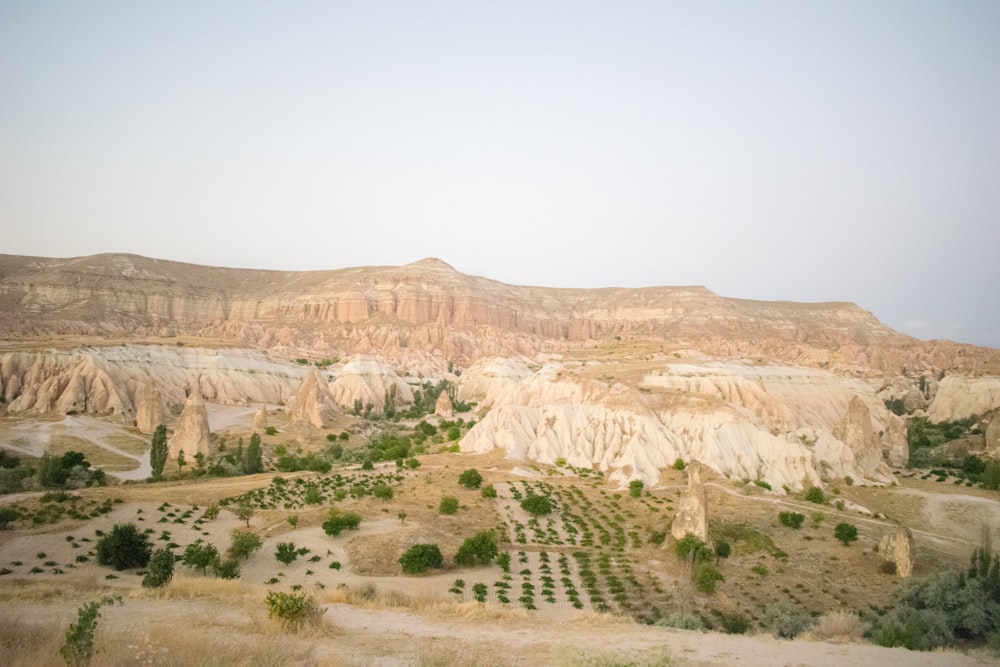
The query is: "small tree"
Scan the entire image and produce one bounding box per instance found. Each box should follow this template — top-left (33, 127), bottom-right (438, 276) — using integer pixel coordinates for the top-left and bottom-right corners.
top-left (372, 482), bottom-right (394, 500)
top-left (266, 591), bottom-right (324, 631)
top-left (234, 500), bottom-right (254, 528)
top-left (779, 511), bottom-right (805, 529)
top-left (60, 596), bottom-right (120, 667)
top-left (183, 542), bottom-right (220, 574)
top-left (480, 484), bottom-right (497, 499)
top-left (439, 496), bottom-right (460, 515)
top-left (96, 523), bottom-right (152, 571)
top-left (458, 468), bottom-right (483, 489)
top-left (244, 432), bottom-right (264, 474)
top-left (399, 543), bottom-right (443, 574)
top-left (275, 541), bottom-right (298, 565)
top-left (322, 509), bottom-right (362, 536)
top-left (227, 529), bottom-right (263, 561)
top-left (804, 486), bottom-right (825, 504)
top-left (834, 523), bottom-right (858, 546)
top-left (141, 548), bottom-right (175, 588)
top-left (629, 479), bottom-right (644, 498)
top-left (149, 424), bottom-right (168, 480)
top-left (455, 530), bottom-right (499, 566)
top-left (715, 541), bottom-right (732, 559)
top-left (520, 494), bottom-right (553, 516)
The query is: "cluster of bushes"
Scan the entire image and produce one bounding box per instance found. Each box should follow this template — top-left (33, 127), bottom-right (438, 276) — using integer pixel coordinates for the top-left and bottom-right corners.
top-left (868, 540), bottom-right (1000, 651)
top-left (0, 449), bottom-right (106, 494)
top-left (675, 534), bottom-right (724, 594)
top-left (399, 530), bottom-right (499, 575)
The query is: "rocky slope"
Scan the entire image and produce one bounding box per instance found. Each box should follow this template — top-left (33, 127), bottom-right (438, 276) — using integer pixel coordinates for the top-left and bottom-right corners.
top-left (3, 253), bottom-right (998, 373)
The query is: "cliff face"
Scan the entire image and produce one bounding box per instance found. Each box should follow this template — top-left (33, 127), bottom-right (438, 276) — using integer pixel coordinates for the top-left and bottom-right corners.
top-left (3, 253), bottom-right (995, 373)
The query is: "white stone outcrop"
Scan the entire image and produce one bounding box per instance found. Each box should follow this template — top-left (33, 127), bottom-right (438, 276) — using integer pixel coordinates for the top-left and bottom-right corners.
top-left (286, 367), bottom-right (338, 428)
top-left (253, 405), bottom-right (268, 432)
top-left (135, 383), bottom-right (165, 434)
top-left (879, 527), bottom-right (914, 578)
top-left (671, 463), bottom-right (709, 542)
top-left (328, 356), bottom-right (413, 415)
top-left (167, 386), bottom-right (212, 460)
top-left (435, 390), bottom-right (454, 418)
top-left (927, 375), bottom-right (1000, 422)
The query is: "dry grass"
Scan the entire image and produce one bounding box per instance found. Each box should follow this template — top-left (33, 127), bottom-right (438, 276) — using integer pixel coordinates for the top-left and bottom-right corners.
top-left (47, 434), bottom-right (139, 471)
top-left (140, 574), bottom-right (264, 603)
top-left (103, 433), bottom-right (149, 456)
top-left (549, 645), bottom-right (679, 666)
top-left (803, 611), bottom-right (868, 643)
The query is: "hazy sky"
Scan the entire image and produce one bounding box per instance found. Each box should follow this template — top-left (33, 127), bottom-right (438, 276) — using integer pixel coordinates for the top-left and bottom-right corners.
top-left (2, 2), bottom-right (998, 348)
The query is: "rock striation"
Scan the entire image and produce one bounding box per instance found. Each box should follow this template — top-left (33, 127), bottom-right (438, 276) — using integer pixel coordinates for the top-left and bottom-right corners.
top-left (328, 356), bottom-right (413, 415)
top-left (671, 463), bottom-right (709, 542)
top-left (167, 386), bottom-right (212, 460)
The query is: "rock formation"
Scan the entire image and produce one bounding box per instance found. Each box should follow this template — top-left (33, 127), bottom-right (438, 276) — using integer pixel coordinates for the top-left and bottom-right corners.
top-left (878, 527), bottom-right (914, 578)
top-left (986, 415), bottom-right (1000, 457)
top-left (135, 383), bottom-right (165, 434)
top-left (328, 356), bottom-right (413, 415)
top-left (253, 405), bottom-right (268, 432)
top-left (167, 386), bottom-right (212, 461)
top-left (434, 390), bottom-right (453, 418)
top-left (286, 367), bottom-right (338, 428)
top-left (671, 463), bottom-right (709, 542)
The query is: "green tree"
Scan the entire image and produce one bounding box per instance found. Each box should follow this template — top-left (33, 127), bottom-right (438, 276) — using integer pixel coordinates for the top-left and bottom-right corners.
top-left (455, 530), bottom-right (499, 566)
top-left (183, 541), bottom-right (220, 574)
top-left (60, 596), bottom-right (120, 667)
top-left (629, 479), bottom-right (644, 498)
top-left (779, 511), bottom-right (805, 529)
top-left (439, 496), bottom-right (460, 515)
top-left (399, 543), bottom-right (443, 574)
top-left (266, 591), bottom-right (324, 631)
top-left (520, 494), bottom-right (553, 516)
top-left (480, 484), bottom-right (497, 499)
top-left (675, 534), bottom-right (713, 563)
top-left (142, 547), bottom-right (175, 588)
top-left (834, 523), bottom-right (858, 546)
top-left (149, 424), bottom-right (168, 480)
top-left (234, 500), bottom-right (254, 528)
top-left (372, 482), bottom-right (394, 500)
top-left (227, 529), bottom-right (263, 561)
top-left (275, 541), bottom-right (298, 565)
top-left (96, 523), bottom-right (152, 571)
top-left (458, 468), bottom-right (483, 489)
top-left (244, 432), bottom-right (264, 474)
top-left (804, 486), bottom-right (825, 504)
top-left (322, 509), bottom-right (362, 536)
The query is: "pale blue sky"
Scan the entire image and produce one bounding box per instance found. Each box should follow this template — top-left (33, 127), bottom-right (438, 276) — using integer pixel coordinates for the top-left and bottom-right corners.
top-left (2, 1), bottom-right (998, 348)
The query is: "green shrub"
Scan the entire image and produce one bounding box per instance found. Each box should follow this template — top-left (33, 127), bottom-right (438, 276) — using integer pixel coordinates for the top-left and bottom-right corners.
top-left (399, 543), bottom-right (443, 574)
top-left (692, 562), bottom-right (724, 594)
top-left (265, 591), bottom-right (324, 631)
top-left (264, 426), bottom-right (278, 436)
top-left (439, 496), bottom-right (460, 515)
top-left (714, 541), bottom-right (731, 559)
top-left (275, 541), bottom-right (298, 565)
top-left (480, 484), bottom-right (497, 499)
top-left (834, 523), bottom-right (858, 546)
top-left (141, 548), bottom-right (175, 588)
top-left (520, 494), bottom-right (553, 516)
top-left (182, 542), bottom-right (219, 574)
top-left (322, 509), bottom-right (362, 536)
top-left (672, 458), bottom-right (686, 470)
top-left (96, 523), bottom-right (152, 571)
top-left (764, 604), bottom-right (813, 638)
top-left (804, 486), bottom-right (825, 504)
top-left (655, 611), bottom-right (705, 631)
top-left (717, 610), bottom-right (751, 634)
top-left (455, 530), bottom-right (498, 567)
top-left (674, 534), bottom-right (713, 563)
top-left (60, 596), bottom-right (120, 667)
top-left (629, 480), bottom-right (644, 497)
top-left (227, 529), bottom-right (262, 561)
top-left (779, 511), bottom-right (805, 529)
top-left (458, 468), bottom-right (483, 489)
top-left (372, 482), bottom-right (393, 500)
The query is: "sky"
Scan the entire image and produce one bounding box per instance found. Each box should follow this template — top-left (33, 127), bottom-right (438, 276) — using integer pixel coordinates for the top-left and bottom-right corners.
top-left (1, 1), bottom-right (998, 349)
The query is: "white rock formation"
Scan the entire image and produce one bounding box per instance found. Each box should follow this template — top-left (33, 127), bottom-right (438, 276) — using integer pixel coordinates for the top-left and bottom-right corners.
top-left (167, 386), bottom-right (213, 460)
top-left (459, 357), bottom-right (900, 491)
top-left (927, 375), bottom-right (1000, 422)
top-left (879, 527), bottom-right (914, 578)
top-left (135, 383), bottom-right (165, 434)
top-left (328, 356), bottom-right (413, 414)
top-left (286, 367), bottom-right (339, 428)
top-left (671, 463), bottom-right (709, 542)
top-left (434, 390), bottom-right (454, 418)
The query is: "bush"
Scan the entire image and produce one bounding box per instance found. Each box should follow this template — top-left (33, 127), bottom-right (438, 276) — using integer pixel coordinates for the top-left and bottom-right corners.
top-left (480, 484), bottom-right (497, 499)
top-left (455, 530), bottom-right (498, 567)
top-left (60, 596), bottom-right (120, 667)
top-left (265, 591), bottom-right (324, 631)
top-left (717, 610), bottom-right (751, 634)
top-left (275, 541), bottom-right (298, 565)
top-left (215, 558), bottom-right (240, 579)
top-left (810, 611), bottom-right (867, 642)
top-left (804, 486), bottom-right (825, 504)
top-left (629, 479), bottom-right (644, 497)
top-left (227, 529), bottom-right (263, 561)
top-left (372, 482), bottom-right (394, 500)
top-left (834, 523), bottom-right (858, 546)
top-left (674, 534), bottom-right (712, 563)
top-left (458, 469), bottom-right (483, 489)
top-left (141, 548), bottom-right (175, 588)
top-left (672, 458), bottom-right (686, 470)
top-left (692, 562), bottom-right (724, 594)
top-left (439, 496), bottom-right (460, 515)
top-left (779, 511), bottom-right (805, 529)
top-left (655, 611), bottom-right (705, 631)
top-left (182, 542), bottom-right (219, 574)
top-left (764, 604), bottom-right (813, 638)
top-left (399, 543), bottom-right (443, 574)
top-left (322, 509), bottom-right (362, 536)
top-left (714, 541), bottom-right (731, 559)
top-left (520, 494), bottom-right (553, 516)
top-left (96, 523), bottom-right (152, 571)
